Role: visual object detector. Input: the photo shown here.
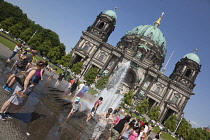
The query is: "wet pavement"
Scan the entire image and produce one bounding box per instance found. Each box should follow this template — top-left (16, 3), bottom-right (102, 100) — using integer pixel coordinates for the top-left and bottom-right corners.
top-left (0, 43), bottom-right (163, 140)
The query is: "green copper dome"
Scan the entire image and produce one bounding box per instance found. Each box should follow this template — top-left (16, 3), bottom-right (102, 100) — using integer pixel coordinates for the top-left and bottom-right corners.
top-left (103, 10), bottom-right (117, 20)
top-left (125, 25), bottom-right (166, 56)
top-left (183, 53), bottom-right (200, 64)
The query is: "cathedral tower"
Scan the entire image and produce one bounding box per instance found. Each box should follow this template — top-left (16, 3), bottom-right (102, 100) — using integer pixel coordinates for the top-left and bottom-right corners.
top-left (170, 52), bottom-right (201, 90)
top-left (86, 9), bottom-right (117, 42)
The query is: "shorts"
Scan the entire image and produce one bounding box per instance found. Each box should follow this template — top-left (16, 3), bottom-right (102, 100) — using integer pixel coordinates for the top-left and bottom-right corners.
top-left (31, 75), bottom-right (41, 84)
top-left (12, 67), bottom-right (22, 74)
top-left (76, 92), bottom-right (85, 98)
top-left (91, 107), bottom-right (96, 116)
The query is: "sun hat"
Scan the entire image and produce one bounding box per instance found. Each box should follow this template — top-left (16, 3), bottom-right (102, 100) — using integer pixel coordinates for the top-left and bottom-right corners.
top-left (75, 97), bottom-right (80, 101)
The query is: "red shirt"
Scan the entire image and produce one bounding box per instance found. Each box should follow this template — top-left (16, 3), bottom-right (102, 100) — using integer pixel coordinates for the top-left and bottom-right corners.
top-left (69, 79), bottom-right (74, 84)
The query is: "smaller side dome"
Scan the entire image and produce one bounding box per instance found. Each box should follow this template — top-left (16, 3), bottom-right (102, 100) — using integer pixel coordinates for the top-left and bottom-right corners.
top-left (103, 10), bottom-right (117, 20)
top-left (183, 53), bottom-right (200, 64)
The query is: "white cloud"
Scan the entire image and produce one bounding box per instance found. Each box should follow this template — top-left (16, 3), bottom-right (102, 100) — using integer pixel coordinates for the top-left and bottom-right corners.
top-left (189, 120), bottom-right (201, 128)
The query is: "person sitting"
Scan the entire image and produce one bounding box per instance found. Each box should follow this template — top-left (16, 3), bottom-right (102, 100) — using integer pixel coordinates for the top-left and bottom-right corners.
top-left (0, 61), bottom-right (45, 120)
top-left (3, 50), bottom-right (37, 92)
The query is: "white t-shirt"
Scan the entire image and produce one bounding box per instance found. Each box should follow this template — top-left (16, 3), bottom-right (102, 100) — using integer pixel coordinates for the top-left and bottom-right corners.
top-left (144, 125), bottom-right (148, 133)
top-left (13, 45), bottom-right (21, 52)
top-left (78, 83), bottom-right (85, 91)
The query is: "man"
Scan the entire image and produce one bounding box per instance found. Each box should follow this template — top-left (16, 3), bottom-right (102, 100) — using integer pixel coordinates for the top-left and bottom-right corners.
top-left (86, 97), bottom-right (103, 122)
top-left (3, 50), bottom-right (37, 92)
top-left (75, 82), bottom-right (89, 98)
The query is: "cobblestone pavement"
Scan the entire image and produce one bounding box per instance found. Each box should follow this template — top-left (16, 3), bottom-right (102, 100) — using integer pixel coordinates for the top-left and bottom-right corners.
top-left (0, 43), bottom-right (164, 140)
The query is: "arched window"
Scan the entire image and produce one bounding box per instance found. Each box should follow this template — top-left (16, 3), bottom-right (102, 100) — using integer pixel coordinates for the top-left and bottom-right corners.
top-left (124, 71), bottom-right (136, 85)
top-left (154, 86), bottom-right (161, 94)
top-left (98, 54), bottom-right (105, 61)
top-left (109, 61), bottom-right (114, 67)
top-left (98, 22), bottom-right (104, 29)
top-left (83, 45), bottom-right (89, 52)
top-left (185, 69), bottom-right (191, 77)
top-left (171, 94), bottom-right (179, 104)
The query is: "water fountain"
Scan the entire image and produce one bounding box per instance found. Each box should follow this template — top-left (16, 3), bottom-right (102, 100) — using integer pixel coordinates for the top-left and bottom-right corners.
top-left (96, 61), bottom-right (130, 113)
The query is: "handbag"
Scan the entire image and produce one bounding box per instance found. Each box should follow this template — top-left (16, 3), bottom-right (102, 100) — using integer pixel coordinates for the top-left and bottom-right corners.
top-left (16, 91), bottom-right (26, 98)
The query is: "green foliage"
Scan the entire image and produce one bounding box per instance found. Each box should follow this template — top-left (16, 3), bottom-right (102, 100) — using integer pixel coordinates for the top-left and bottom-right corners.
top-left (165, 115), bottom-right (177, 132)
top-left (71, 61), bottom-right (83, 75)
top-left (9, 22), bottom-right (25, 38)
top-left (135, 99), bottom-right (149, 115)
top-left (0, 1), bottom-right (66, 63)
top-left (123, 90), bottom-right (133, 106)
top-left (176, 118), bottom-right (191, 139)
top-left (84, 67), bottom-right (98, 84)
top-left (20, 28), bottom-right (33, 42)
top-left (58, 53), bottom-right (72, 68)
top-left (153, 126), bottom-right (178, 140)
top-left (95, 76), bottom-right (109, 90)
top-left (148, 106), bottom-right (160, 122)
top-left (0, 17), bottom-right (17, 31)
top-left (188, 128), bottom-right (210, 140)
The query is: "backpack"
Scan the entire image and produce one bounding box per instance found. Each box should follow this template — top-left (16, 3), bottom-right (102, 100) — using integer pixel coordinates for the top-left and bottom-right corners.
top-left (16, 55), bottom-right (27, 69)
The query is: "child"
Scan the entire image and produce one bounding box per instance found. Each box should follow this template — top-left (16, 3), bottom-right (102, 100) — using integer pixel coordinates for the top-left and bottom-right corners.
top-left (86, 97), bottom-right (103, 122)
top-left (128, 127), bottom-right (139, 140)
top-left (65, 97), bottom-right (82, 120)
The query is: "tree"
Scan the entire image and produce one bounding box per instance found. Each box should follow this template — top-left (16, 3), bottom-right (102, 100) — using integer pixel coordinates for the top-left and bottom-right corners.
top-left (9, 22), bottom-right (24, 38)
top-left (39, 40), bottom-right (52, 57)
top-left (136, 99), bottom-right (149, 115)
top-left (164, 114), bottom-right (177, 132)
top-left (0, 17), bottom-right (17, 31)
top-left (188, 128), bottom-right (210, 140)
top-left (71, 61), bottom-right (83, 75)
top-left (20, 28), bottom-right (33, 43)
top-left (47, 46), bottom-right (63, 61)
top-left (58, 53), bottom-right (72, 69)
top-left (95, 76), bottom-right (109, 90)
top-left (84, 67), bottom-right (98, 84)
top-left (123, 90), bottom-right (133, 106)
top-left (148, 106), bottom-right (160, 122)
top-left (176, 118), bottom-right (191, 139)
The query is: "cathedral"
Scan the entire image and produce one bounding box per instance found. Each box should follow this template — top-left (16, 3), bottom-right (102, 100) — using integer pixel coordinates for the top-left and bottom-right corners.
top-left (71, 10), bottom-right (201, 122)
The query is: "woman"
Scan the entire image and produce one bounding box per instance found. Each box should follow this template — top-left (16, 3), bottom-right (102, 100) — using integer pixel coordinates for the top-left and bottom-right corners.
top-left (68, 79), bottom-right (78, 96)
top-left (54, 72), bottom-right (65, 87)
top-left (91, 108), bottom-right (113, 140)
top-left (128, 127), bottom-right (140, 140)
top-left (110, 115), bottom-right (131, 140)
top-left (121, 120), bottom-right (135, 140)
top-left (7, 43), bottom-right (22, 62)
top-left (29, 61), bottom-right (48, 90)
top-left (0, 61), bottom-right (45, 120)
top-left (137, 127), bottom-right (147, 140)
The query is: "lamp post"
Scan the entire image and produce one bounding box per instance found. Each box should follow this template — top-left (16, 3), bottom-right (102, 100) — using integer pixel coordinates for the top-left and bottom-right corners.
top-left (174, 113), bottom-right (184, 134)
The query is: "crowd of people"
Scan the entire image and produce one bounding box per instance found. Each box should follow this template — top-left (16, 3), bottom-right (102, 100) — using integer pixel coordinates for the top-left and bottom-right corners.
top-left (0, 43), bottom-right (161, 140)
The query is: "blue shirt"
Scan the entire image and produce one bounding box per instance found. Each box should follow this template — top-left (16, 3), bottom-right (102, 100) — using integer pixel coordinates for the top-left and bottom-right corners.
top-left (80, 86), bottom-right (89, 94)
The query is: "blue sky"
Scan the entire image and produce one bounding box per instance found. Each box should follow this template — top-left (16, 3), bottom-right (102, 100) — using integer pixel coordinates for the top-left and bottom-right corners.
top-left (5, 0), bottom-right (210, 128)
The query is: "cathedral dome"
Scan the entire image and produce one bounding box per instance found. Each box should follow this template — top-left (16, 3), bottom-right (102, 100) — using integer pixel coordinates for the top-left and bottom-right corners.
top-left (125, 24), bottom-right (166, 56)
top-left (103, 10), bottom-right (117, 20)
top-left (183, 53), bottom-right (200, 64)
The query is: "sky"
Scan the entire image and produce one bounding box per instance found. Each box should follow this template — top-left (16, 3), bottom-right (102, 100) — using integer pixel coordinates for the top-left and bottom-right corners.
top-left (4, 0), bottom-right (210, 128)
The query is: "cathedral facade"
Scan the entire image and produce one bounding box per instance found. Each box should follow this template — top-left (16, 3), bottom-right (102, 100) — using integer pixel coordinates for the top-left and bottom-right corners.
top-left (71, 10), bottom-right (201, 122)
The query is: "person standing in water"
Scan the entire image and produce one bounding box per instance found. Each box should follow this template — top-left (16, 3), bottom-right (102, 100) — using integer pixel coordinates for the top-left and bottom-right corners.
top-left (86, 97), bottom-right (103, 122)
